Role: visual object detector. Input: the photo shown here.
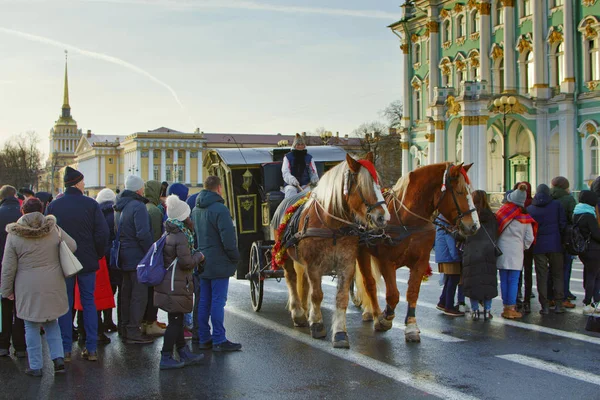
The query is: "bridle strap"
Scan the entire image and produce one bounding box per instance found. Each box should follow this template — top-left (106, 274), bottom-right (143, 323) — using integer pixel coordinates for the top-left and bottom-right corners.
top-left (347, 171), bottom-right (385, 215)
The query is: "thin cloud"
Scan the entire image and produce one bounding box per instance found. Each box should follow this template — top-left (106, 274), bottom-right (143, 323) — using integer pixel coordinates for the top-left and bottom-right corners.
top-left (0, 26), bottom-right (197, 128)
top-left (80, 0), bottom-right (398, 20)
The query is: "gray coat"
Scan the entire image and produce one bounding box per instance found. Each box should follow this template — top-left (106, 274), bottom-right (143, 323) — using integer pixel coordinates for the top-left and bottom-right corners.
top-left (496, 220), bottom-right (535, 271)
top-left (1, 213), bottom-right (76, 322)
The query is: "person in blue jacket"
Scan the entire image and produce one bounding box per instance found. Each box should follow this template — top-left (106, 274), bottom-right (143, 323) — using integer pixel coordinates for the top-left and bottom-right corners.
top-left (527, 184), bottom-right (567, 314)
top-left (46, 167), bottom-right (109, 361)
top-left (435, 216), bottom-right (464, 317)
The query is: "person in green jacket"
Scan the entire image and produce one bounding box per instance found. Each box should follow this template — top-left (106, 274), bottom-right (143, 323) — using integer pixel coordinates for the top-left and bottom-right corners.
top-left (143, 180), bottom-right (167, 336)
top-left (550, 176), bottom-right (578, 303)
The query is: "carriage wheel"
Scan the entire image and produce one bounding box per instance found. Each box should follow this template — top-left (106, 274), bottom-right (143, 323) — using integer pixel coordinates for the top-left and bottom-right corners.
top-left (249, 242), bottom-right (265, 312)
top-left (350, 276), bottom-right (362, 308)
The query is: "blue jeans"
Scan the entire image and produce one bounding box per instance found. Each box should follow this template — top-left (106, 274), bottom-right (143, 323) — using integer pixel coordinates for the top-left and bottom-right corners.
top-left (499, 270), bottom-right (521, 306)
top-left (564, 252), bottom-right (574, 296)
top-left (58, 272), bottom-right (97, 353)
top-left (198, 278), bottom-right (229, 345)
top-left (24, 320), bottom-right (63, 370)
top-left (469, 298), bottom-right (492, 311)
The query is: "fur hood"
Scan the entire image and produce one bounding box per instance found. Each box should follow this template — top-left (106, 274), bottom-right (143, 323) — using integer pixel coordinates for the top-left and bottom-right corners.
top-left (6, 212), bottom-right (57, 238)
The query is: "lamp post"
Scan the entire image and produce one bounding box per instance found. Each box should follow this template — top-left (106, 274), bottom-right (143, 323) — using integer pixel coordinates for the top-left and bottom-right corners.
top-left (128, 164), bottom-right (138, 175)
top-left (492, 96), bottom-right (517, 192)
top-left (173, 161), bottom-right (179, 183)
top-left (319, 131), bottom-right (333, 145)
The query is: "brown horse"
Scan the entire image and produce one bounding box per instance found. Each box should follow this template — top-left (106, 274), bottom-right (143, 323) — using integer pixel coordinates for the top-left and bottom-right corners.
top-left (273, 152), bottom-right (390, 348)
top-left (355, 162), bottom-right (479, 342)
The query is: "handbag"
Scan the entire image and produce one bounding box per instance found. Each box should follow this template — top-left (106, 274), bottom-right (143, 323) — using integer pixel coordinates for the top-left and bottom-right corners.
top-left (585, 303), bottom-right (600, 333)
top-left (57, 227), bottom-right (83, 278)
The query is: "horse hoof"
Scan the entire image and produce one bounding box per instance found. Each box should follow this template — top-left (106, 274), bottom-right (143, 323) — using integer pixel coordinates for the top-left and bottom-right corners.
top-left (362, 312), bottom-right (374, 322)
top-left (374, 315), bottom-right (393, 332)
top-left (332, 332), bottom-right (350, 349)
top-left (293, 315), bottom-right (308, 327)
top-left (310, 323), bottom-right (326, 339)
top-left (405, 323), bottom-right (421, 343)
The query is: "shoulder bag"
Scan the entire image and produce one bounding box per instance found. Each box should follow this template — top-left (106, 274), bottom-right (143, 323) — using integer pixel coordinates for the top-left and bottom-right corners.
top-left (57, 227), bottom-right (83, 278)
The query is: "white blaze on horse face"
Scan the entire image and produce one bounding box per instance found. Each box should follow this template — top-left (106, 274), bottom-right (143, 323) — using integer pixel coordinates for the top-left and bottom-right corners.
top-left (466, 192), bottom-right (480, 229)
top-left (374, 184), bottom-right (391, 222)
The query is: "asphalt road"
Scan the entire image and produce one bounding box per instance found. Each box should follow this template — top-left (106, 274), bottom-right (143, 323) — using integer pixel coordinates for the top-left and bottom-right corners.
top-left (1, 257), bottom-right (599, 400)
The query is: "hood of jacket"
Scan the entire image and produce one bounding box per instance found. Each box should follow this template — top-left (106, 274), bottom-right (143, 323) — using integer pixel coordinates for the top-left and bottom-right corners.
top-left (114, 190), bottom-right (148, 211)
top-left (550, 187), bottom-right (569, 200)
top-left (532, 192), bottom-right (553, 207)
top-left (98, 200), bottom-right (115, 213)
top-left (144, 180), bottom-right (161, 206)
top-left (6, 212), bottom-right (56, 238)
top-left (197, 190), bottom-right (224, 209)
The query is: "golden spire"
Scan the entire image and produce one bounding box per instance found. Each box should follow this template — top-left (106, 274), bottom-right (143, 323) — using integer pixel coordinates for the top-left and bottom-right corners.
top-left (62, 50), bottom-right (70, 110)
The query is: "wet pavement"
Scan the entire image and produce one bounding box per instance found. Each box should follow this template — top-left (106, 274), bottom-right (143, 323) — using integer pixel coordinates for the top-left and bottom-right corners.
top-left (1, 257), bottom-right (599, 400)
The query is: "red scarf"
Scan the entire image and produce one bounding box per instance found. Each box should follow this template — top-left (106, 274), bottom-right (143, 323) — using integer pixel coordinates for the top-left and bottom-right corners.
top-left (496, 203), bottom-right (538, 241)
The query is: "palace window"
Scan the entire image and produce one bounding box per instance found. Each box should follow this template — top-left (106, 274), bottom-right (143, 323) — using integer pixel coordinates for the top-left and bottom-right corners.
top-left (153, 166), bottom-right (159, 181)
top-left (414, 89), bottom-right (422, 121)
top-left (154, 150), bottom-right (161, 158)
top-left (166, 166), bottom-right (172, 182)
top-left (413, 43), bottom-right (421, 64)
top-left (457, 15), bottom-right (465, 38)
top-left (551, 0), bottom-right (563, 7)
top-left (178, 150), bottom-right (185, 159)
top-left (443, 20), bottom-right (451, 42)
top-left (166, 150), bottom-right (172, 159)
top-left (471, 11), bottom-right (480, 34)
top-left (498, 59), bottom-right (505, 93)
top-left (554, 42), bottom-right (564, 88)
top-left (520, 0), bottom-right (532, 18)
top-left (178, 169), bottom-right (184, 183)
top-left (108, 174), bottom-right (114, 185)
top-left (425, 40), bottom-right (430, 62)
top-left (589, 38), bottom-right (600, 81)
top-left (495, 1), bottom-right (504, 26)
top-left (108, 157), bottom-right (113, 165)
top-left (525, 51), bottom-right (534, 94)
top-left (456, 70), bottom-right (464, 93)
top-left (592, 137), bottom-right (599, 176)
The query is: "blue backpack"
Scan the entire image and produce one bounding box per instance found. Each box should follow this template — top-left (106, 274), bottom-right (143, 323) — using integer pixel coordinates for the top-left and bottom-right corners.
top-left (137, 234), bottom-right (176, 286)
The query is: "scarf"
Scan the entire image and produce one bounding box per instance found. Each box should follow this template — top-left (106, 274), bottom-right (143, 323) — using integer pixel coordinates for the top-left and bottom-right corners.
top-left (496, 202), bottom-right (538, 240)
top-left (166, 218), bottom-right (195, 251)
top-left (574, 203), bottom-right (597, 216)
top-left (291, 149), bottom-right (307, 179)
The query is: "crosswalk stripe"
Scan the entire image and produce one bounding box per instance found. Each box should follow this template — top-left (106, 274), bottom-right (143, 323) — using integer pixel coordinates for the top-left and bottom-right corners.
top-left (226, 306), bottom-right (478, 400)
top-left (496, 354), bottom-right (600, 386)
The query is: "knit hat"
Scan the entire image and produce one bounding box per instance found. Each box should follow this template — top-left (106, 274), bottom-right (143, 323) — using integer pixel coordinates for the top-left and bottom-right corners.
top-left (292, 133), bottom-right (306, 149)
top-left (96, 188), bottom-right (116, 204)
top-left (506, 184), bottom-right (528, 207)
top-left (21, 197), bottom-right (44, 214)
top-left (19, 188), bottom-right (34, 197)
top-left (551, 176), bottom-right (569, 190)
top-left (579, 190), bottom-right (598, 207)
top-left (168, 183), bottom-right (189, 202)
top-left (166, 194), bottom-right (190, 222)
top-left (536, 184), bottom-right (550, 196)
top-left (125, 175), bottom-right (144, 192)
top-left (64, 166), bottom-right (84, 187)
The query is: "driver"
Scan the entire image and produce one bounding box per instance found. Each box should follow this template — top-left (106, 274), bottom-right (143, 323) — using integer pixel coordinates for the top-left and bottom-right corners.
top-left (282, 134), bottom-right (319, 198)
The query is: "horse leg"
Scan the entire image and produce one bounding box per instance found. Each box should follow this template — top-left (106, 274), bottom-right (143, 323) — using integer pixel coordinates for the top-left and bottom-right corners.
top-left (356, 252), bottom-right (381, 322)
top-left (306, 269), bottom-right (326, 339)
top-left (283, 261), bottom-right (308, 327)
top-left (295, 261), bottom-right (310, 314)
top-left (331, 263), bottom-right (354, 349)
top-left (374, 261), bottom-right (400, 332)
top-left (404, 258), bottom-right (430, 343)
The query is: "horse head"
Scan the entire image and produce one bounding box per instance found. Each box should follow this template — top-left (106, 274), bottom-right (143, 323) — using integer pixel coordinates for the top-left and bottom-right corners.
top-left (435, 163), bottom-right (480, 236)
top-left (344, 152), bottom-right (390, 228)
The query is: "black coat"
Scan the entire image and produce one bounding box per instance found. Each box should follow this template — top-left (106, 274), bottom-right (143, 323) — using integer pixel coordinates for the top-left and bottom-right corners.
top-left (575, 212), bottom-right (600, 253)
top-left (114, 190), bottom-right (153, 271)
top-left (462, 208), bottom-right (499, 301)
top-left (0, 197), bottom-right (22, 273)
top-left (46, 187), bottom-right (109, 273)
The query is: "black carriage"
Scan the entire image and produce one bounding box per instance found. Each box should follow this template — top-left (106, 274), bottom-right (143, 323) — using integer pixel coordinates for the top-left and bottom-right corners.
top-left (203, 145), bottom-right (348, 311)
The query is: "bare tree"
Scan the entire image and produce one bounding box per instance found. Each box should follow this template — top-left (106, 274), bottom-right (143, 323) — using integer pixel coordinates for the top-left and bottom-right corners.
top-left (353, 121), bottom-right (402, 187)
top-left (0, 131), bottom-right (42, 190)
top-left (381, 100), bottom-right (404, 129)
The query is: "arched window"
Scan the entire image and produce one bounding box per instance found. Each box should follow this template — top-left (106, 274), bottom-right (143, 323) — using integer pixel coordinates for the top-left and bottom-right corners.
top-left (425, 40), bottom-right (430, 62)
top-left (457, 15), bottom-right (465, 37)
top-left (496, 1), bottom-right (504, 26)
top-left (499, 59), bottom-right (505, 93)
top-left (443, 20), bottom-right (451, 42)
top-left (471, 60), bottom-right (480, 81)
top-left (525, 51), bottom-right (534, 93)
top-left (457, 69), bottom-right (464, 93)
top-left (413, 43), bottom-right (421, 64)
top-left (414, 89), bottom-right (422, 121)
top-left (555, 42), bottom-right (564, 87)
top-left (589, 38), bottom-right (600, 81)
top-left (592, 137), bottom-right (599, 176)
top-left (521, 0), bottom-right (531, 18)
top-left (471, 11), bottom-right (480, 34)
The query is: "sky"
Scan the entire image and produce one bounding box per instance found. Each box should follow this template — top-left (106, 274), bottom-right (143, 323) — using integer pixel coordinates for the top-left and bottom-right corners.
top-left (0, 0), bottom-right (404, 157)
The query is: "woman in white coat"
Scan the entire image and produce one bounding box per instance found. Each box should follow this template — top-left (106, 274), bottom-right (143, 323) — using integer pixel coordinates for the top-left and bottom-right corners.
top-left (496, 185), bottom-right (537, 319)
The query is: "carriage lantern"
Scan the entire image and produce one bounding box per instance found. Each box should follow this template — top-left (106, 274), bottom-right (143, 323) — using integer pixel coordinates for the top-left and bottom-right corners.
top-left (242, 169), bottom-right (253, 192)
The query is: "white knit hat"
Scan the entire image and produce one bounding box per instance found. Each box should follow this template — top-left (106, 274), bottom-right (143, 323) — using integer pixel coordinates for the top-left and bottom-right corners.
top-left (96, 188), bottom-right (116, 204)
top-left (125, 175), bottom-right (144, 192)
top-left (166, 194), bottom-right (190, 222)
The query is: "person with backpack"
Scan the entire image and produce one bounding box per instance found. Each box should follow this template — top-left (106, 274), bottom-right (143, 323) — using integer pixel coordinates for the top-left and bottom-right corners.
top-left (496, 185), bottom-right (537, 319)
top-left (154, 195), bottom-right (205, 369)
top-left (573, 191), bottom-right (600, 315)
top-left (527, 184), bottom-right (568, 314)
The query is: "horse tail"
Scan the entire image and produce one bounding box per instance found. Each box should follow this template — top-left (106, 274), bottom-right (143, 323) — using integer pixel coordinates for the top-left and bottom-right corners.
top-left (354, 256), bottom-right (383, 312)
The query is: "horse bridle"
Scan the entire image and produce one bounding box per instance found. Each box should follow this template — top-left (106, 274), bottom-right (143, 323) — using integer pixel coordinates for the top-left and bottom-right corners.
top-left (433, 164), bottom-right (476, 227)
top-left (345, 170), bottom-right (386, 214)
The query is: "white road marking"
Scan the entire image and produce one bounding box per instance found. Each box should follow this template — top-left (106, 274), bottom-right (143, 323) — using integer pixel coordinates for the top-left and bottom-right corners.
top-left (496, 354), bottom-right (600, 386)
top-left (226, 306), bottom-right (478, 400)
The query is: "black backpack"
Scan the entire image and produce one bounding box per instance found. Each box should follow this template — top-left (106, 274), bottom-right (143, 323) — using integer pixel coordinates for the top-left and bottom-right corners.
top-left (563, 215), bottom-right (590, 256)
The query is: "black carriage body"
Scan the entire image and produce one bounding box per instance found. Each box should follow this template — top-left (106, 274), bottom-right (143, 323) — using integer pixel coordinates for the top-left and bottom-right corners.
top-left (203, 146), bottom-right (347, 279)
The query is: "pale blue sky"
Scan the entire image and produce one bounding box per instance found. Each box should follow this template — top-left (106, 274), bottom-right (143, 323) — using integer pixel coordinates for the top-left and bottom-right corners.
top-left (0, 0), bottom-right (404, 155)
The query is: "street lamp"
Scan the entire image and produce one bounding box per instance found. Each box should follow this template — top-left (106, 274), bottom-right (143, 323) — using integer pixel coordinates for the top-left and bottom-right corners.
top-left (128, 164), bottom-right (138, 174)
top-left (173, 161), bottom-right (179, 183)
top-left (492, 96), bottom-right (517, 192)
top-left (320, 131), bottom-right (333, 145)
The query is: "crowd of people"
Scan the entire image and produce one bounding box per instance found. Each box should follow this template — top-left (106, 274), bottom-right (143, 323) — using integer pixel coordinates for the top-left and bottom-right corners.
top-left (0, 167), bottom-right (241, 376)
top-left (435, 176), bottom-right (600, 320)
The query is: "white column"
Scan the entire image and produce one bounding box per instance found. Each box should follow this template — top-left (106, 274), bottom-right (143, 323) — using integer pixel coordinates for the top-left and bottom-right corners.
top-left (116, 153), bottom-right (120, 187)
top-left (462, 118), bottom-right (475, 167)
top-left (427, 8), bottom-right (440, 103)
top-left (401, 141), bottom-right (410, 175)
top-left (185, 149), bottom-right (191, 184)
top-left (173, 148), bottom-right (179, 182)
top-left (100, 156), bottom-right (106, 187)
top-left (561, 0), bottom-right (575, 93)
top-left (531, 0), bottom-right (549, 99)
top-left (434, 120), bottom-right (445, 163)
top-left (503, 2), bottom-right (516, 92)
top-left (136, 149), bottom-right (142, 178)
top-left (477, 118), bottom-right (488, 191)
top-left (558, 103), bottom-right (576, 186)
top-left (148, 147), bottom-right (154, 181)
top-left (480, 1), bottom-right (491, 85)
top-left (401, 43), bottom-right (412, 128)
top-left (161, 149), bottom-right (166, 182)
top-left (197, 150), bottom-right (203, 186)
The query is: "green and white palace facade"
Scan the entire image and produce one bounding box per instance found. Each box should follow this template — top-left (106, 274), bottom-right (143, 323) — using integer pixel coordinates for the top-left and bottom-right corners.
top-left (390, 0), bottom-right (600, 194)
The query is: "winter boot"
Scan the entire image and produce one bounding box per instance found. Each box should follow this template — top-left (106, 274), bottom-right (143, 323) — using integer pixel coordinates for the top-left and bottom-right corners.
top-left (502, 306), bottom-right (522, 319)
top-left (160, 352), bottom-right (185, 370)
top-left (177, 346), bottom-right (204, 366)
